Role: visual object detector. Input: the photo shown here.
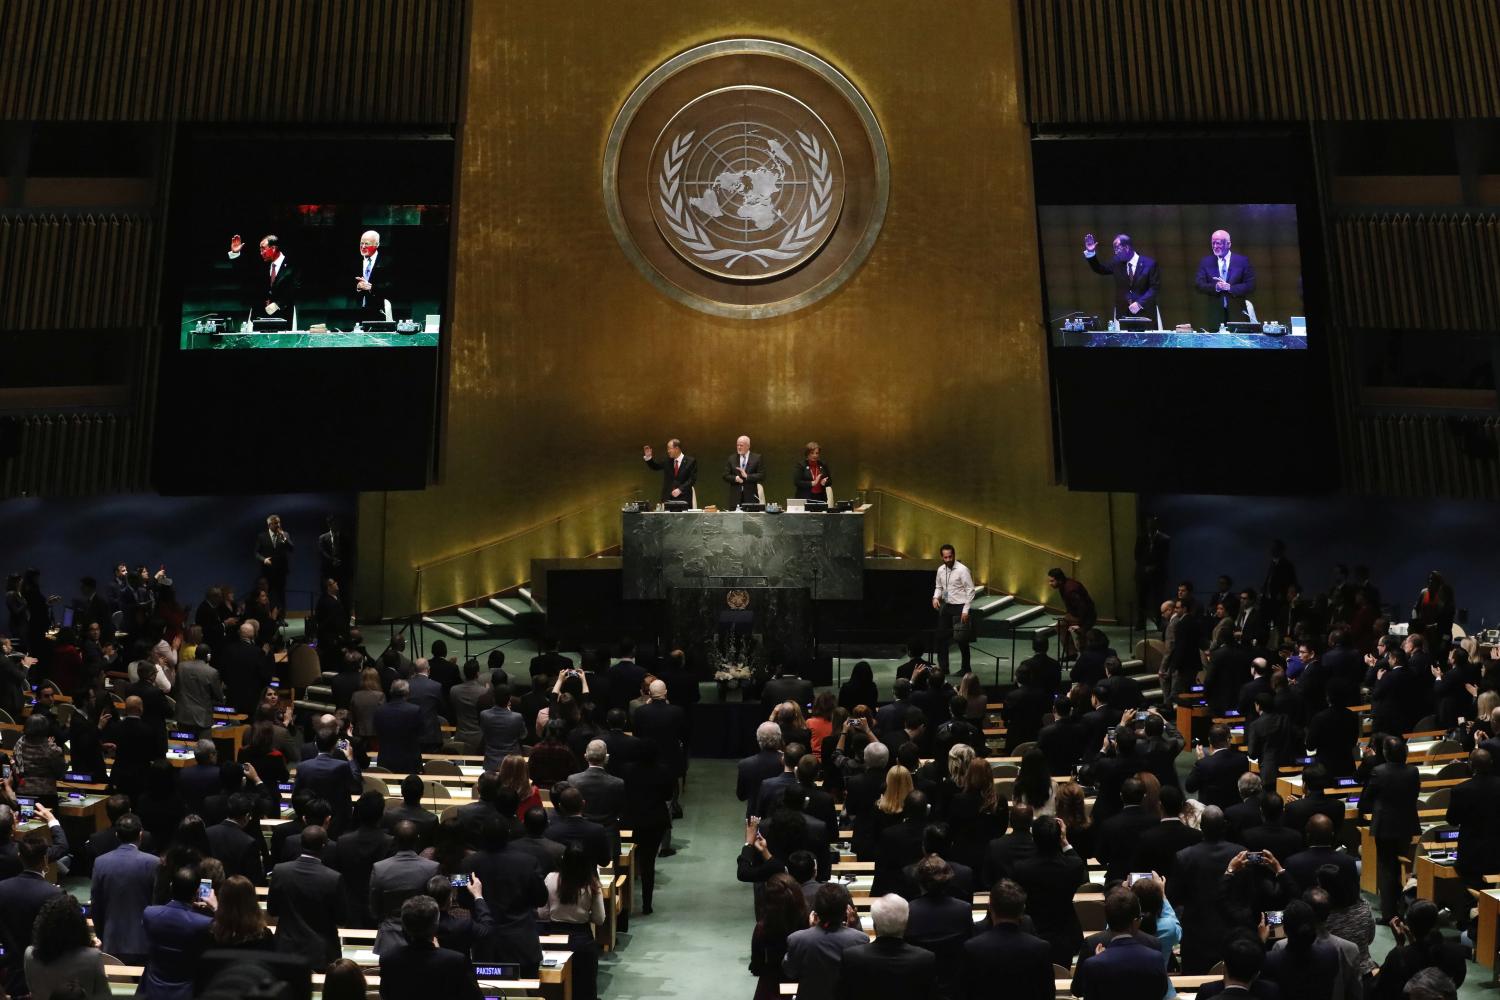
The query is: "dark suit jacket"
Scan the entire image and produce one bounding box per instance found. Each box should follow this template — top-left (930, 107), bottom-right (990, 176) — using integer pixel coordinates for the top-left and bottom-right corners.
top-left (1185, 748), bottom-right (1250, 809)
top-left (207, 819), bottom-right (264, 884)
top-left (1170, 838), bottom-right (1244, 971)
top-left (568, 766), bottom-right (626, 829)
top-left (794, 458), bottom-right (833, 501)
top-left (644, 452), bottom-right (698, 503)
top-left (1071, 935), bottom-right (1171, 1000)
top-left (1241, 823), bottom-right (1304, 862)
top-left (1194, 252), bottom-right (1257, 324)
top-left (982, 832), bottom-right (1038, 886)
top-left (544, 814), bottom-right (611, 868)
top-left (1358, 761), bottom-right (1420, 840)
top-left (334, 825), bottom-right (396, 926)
top-left (1283, 792), bottom-right (1345, 839)
top-left (763, 674), bottom-right (816, 710)
top-left (294, 752), bottom-right (362, 833)
top-left (961, 923), bottom-right (1055, 1000)
top-left (836, 937), bottom-right (936, 1000)
top-left (217, 638), bottom-right (274, 716)
top-left (379, 942), bottom-right (481, 1000)
top-left (0, 871), bottom-right (62, 994)
top-left (368, 850), bottom-right (441, 953)
top-left (1284, 844), bottom-right (1358, 898)
top-left (1012, 851), bottom-right (1087, 964)
top-left (1097, 805), bottom-right (1160, 883)
top-left (109, 716), bottom-right (168, 799)
top-left (355, 251), bottom-right (398, 320)
top-left (1086, 251), bottom-right (1161, 318)
top-left (723, 450), bottom-right (766, 507)
top-left (92, 841), bottom-right (158, 958)
top-left (631, 700), bottom-right (687, 776)
top-left (243, 254), bottom-right (301, 319)
top-left (872, 818), bottom-right (927, 896)
top-left (373, 699), bottom-right (425, 773)
top-left (1448, 773), bottom-right (1500, 881)
top-left (738, 748), bottom-right (785, 818)
top-left (1037, 717), bottom-right (1087, 777)
top-left (270, 855), bottom-right (344, 966)
top-left (1131, 818), bottom-right (1202, 880)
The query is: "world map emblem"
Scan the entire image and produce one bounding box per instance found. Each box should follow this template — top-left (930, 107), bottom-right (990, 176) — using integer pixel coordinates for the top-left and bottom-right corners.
top-left (604, 39), bottom-right (889, 319)
top-left (650, 90), bottom-right (845, 279)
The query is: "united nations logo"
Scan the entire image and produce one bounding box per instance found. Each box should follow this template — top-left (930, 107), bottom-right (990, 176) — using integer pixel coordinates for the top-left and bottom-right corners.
top-left (605, 40), bottom-right (889, 319)
top-left (651, 90), bottom-right (844, 279)
top-left (726, 589), bottom-right (751, 610)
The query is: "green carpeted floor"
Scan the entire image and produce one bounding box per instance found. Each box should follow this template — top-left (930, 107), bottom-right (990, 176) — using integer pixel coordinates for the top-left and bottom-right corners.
top-left (601, 758), bottom-right (757, 999)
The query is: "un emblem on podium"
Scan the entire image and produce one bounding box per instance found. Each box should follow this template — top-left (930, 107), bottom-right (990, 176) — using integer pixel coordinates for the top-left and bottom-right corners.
top-left (605, 40), bottom-right (888, 319)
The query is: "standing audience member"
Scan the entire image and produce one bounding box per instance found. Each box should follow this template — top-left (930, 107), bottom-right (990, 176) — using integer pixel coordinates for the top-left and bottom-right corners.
top-left (1359, 736), bottom-right (1421, 922)
top-left (269, 824), bottom-right (344, 968)
top-left (1012, 815), bottom-right (1086, 968)
top-left (377, 895), bottom-right (481, 1000)
top-left (141, 866), bottom-right (215, 1000)
top-left (837, 894), bottom-right (936, 999)
top-left (1070, 887), bottom-right (1171, 1000)
top-left (24, 895), bottom-right (111, 1000)
top-left (90, 814), bottom-right (158, 963)
top-left (782, 882), bottom-right (867, 1000)
top-left (750, 873), bottom-right (807, 1000)
top-left (537, 845), bottom-right (606, 1000)
top-left (961, 878), bottom-right (1054, 1000)
top-left (0, 834), bottom-right (63, 996)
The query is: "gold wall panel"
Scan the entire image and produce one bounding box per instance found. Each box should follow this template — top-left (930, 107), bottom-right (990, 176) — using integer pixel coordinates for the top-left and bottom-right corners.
top-left (361, 0), bottom-right (1134, 620)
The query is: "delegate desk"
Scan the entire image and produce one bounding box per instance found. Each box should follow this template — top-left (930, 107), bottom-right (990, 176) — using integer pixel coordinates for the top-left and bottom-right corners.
top-left (621, 507), bottom-right (866, 599)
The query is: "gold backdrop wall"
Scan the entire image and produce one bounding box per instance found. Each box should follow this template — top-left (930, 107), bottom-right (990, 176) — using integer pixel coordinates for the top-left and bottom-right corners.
top-left (358, 1), bottom-right (1136, 621)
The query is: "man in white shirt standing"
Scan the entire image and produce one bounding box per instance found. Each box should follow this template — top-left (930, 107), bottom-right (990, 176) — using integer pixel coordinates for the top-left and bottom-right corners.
top-left (931, 544), bottom-right (975, 675)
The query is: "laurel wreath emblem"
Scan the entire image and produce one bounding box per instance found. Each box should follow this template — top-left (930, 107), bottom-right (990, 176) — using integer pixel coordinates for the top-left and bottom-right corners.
top-left (657, 129), bottom-right (834, 271)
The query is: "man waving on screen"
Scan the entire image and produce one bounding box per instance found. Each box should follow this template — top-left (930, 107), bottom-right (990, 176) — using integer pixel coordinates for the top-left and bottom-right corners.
top-left (1083, 232), bottom-right (1160, 323)
top-left (228, 234), bottom-right (300, 322)
top-left (1193, 229), bottom-right (1257, 330)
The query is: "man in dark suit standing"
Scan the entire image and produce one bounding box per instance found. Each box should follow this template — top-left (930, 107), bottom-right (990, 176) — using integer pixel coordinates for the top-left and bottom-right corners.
top-left (108, 695), bottom-right (167, 801)
top-left (269, 824), bottom-right (344, 968)
top-left (317, 514), bottom-right (349, 598)
top-left (1132, 786), bottom-right (1202, 880)
top-left (1186, 726), bottom-right (1250, 809)
top-left (961, 879), bottom-right (1054, 1000)
top-left (0, 835), bottom-right (62, 996)
top-left (543, 785), bottom-right (612, 868)
top-left (378, 896), bottom-right (481, 999)
top-left (1358, 736), bottom-right (1420, 922)
top-left (837, 893), bottom-right (936, 1000)
top-left (1170, 806), bottom-right (1245, 972)
top-left (738, 723), bottom-right (785, 820)
top-left (568, 741), bottom-right (627, 834)
top-left (1285, 814), bottom-right (1358, 898)
top-left (1449, 748), bottom-right (1500, 886)
top-left (368, 822), bottom-right (441, 955)
top-left (1097, 778), bottom-right (1160, 884)
top-left (227, 233), bottom-right (301, 322)
top-left (1070, 888), bottom-right (1171, 1000)
top-left (90, 814), bottom-right (158, 964)
top-left (374, 679), bottom-right (426, 773)
top-left (723, 434), bottom-right (765, 508)
top-left (643, 438), bottom-right (698, 505)
top-left (1083, 232), bottom-right (1161, 322)
top-left (253, 513), bottom-right (293, 613)
top-left (354, 229), bottom-right (397, 322)
top-left (294, 729), bottom-right (362, 835)
top-left (207, 793), bottom-right (265, 884)
top-left (1194, 229), bottom-right (1257, 328)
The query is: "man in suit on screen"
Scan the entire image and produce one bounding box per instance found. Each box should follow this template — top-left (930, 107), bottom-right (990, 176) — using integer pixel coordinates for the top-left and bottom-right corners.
top-left (722, 435), bottom-right (765, 508)
top-left (643, 438), bottom-right (697, 505)
top-left (1082, 232), bottom-right (1160, 322)
top-left (1194, 229), bottom-right (1257, 329)
top-left (227, 233), bottom-right (300, 322)
top-left (354, 229), bottom-right (397, 322)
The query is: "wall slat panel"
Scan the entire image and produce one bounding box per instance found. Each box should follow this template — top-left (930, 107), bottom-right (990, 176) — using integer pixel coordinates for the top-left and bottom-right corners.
top-left (1021, 0), bottom-right (1500, 123)
top-left (0, 0), bottom-right (464, 123)
top-left (0, 214), bottom-right (155, 331)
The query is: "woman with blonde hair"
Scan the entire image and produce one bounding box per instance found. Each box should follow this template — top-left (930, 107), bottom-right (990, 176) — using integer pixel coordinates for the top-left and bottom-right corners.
top-left (957, 672), bottom-right (987, 723)
top-left (499, 753), bottom-right (543, 818)
top-left (875, 765), bottom-right (914, 817)
top-left (947, 743), bottom-right (976, 786)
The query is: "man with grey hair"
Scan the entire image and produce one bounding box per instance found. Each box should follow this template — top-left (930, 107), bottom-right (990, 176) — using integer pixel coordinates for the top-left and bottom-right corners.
top-left (1225, 770), bottom-right (1264, 838)
top-left (374, 678), bottom-right (424, 773)
top-left (723, 434), bottom-right (764, 508)
top-left (254, 513), bottom-right (293, 611)
top-left (1194, 228), bottom-right (1256, 329)
top-left (838, 892), bottom-right (935, 994)
top-left (406, 657), bottom-right (446, 752)
top-left (215, 618), bottom-right (273, 716)
top-left (738, 722), bottom-right (785, 819)
top-left (354, 228), bottom-right (396, 322)
top-left (568, 739), bottom-right (626, 834)
top-left (843, 742), bottom-right (890, 860)
top-left (179, 739), bottom-right (222, 812)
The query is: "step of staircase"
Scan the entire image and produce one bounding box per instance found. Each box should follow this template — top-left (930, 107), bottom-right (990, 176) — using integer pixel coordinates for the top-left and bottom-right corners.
top-left (995, 603), bottom-right (1049, 626)
top-left (517, 586), bottom-right (545, 614)
top-left (455, 607), bottom-right (495, 630)
top-left (488, 597), bottom-right (533, 621)
top-left (420, 615), bottom-right (466, 639)
top-left (970, 594), bottom-right (1015, 616)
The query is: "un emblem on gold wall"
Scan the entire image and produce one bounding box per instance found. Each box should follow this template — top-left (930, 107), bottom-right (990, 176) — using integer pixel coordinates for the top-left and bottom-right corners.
top-left (605, 40), bottom-right (888, 319)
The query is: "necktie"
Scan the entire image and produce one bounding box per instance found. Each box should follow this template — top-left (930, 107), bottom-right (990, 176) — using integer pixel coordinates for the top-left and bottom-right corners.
top-left (1219, 257), bottom-right (1228, 308)
top-left (268, 262), bottom-right (276, 288)
top-left (674, 457), bottom-right (680, 476)
top-left (364, 257), bottom-right (373, 281)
